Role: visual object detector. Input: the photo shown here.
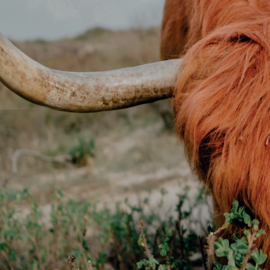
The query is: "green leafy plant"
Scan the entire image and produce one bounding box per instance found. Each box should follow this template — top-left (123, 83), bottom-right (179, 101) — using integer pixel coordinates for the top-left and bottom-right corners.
top-left (68, 135), bottom-right (95, 165)
top-left (137, 221), bottom-right (187, 270)
top-left (2, 186), bottom-right (266, 270)
top-left (0, 186), bottom-right (210, 269)
top-left (208, 201), bottom-right (267, 270)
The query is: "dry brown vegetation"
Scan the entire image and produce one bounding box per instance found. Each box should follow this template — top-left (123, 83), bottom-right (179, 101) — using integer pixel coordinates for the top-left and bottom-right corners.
top-left (0, 27), bottom-right (211, 270)
top-left (0, 26), bottom-right (188, 204)
top-left (0, 25), bottom-right (227, 270)
top-left (1, 26), bottom-right (268, 270)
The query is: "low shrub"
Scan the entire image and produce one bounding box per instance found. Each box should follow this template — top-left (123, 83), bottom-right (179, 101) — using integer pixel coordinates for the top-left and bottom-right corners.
top-left (68, 135), bottom-right (95, 166)
top-left (0, 186), bottom-right (210, 270)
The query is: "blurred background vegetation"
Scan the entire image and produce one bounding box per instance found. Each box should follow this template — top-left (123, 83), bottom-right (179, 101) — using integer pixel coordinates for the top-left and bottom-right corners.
top-left (0, 27), bottom-right (210, 269)
top-left (0, 26), bottom-right (186, 204)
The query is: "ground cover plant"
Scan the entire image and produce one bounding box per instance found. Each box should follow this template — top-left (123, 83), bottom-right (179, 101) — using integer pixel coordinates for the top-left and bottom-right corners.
top-left (209, 201), bottom-right (267, 270)
top-left (0, 186), bottom-right (210, 270)
top-left (0, 26), bottom-right (267, 270)
top-left (133, 200), bottom-right (267, 270)
top-left (0, 185), bottom-right (267, 270)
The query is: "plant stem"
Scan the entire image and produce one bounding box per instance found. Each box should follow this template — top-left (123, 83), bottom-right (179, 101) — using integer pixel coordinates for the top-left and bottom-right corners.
top-left (240, 231), bottom-right (257, 270)
top-left (67, 254), bottom-right (77, 270)
top-left (138, 219), bottom-right (151, 258)
top-left (206, 233), bottom-right (216, 270)
top-left (199, 236), bottom-right (208, 270)
top-left (87, 260), bottom-right (94, 270)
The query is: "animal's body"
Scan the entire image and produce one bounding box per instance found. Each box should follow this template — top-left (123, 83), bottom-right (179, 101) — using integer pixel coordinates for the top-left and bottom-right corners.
top-left (161, 0), bottom-right (270, 266)
top-left (1, 0), bottom-right (270, 267)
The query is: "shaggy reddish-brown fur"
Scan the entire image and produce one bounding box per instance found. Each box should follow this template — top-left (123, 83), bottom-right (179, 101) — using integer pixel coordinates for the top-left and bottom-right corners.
top-left (161, 0), bottom-right (270, 266)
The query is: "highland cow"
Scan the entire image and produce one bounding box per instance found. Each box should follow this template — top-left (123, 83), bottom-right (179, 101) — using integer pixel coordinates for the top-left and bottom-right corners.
top-left (0, 0), bottom-right (270, 267)
top-left (162, 0), bottom-right (270, 266)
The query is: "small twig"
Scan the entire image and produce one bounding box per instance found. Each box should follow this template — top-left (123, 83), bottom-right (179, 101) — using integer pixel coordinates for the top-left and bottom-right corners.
top-left (175, 220), bottom-right (186, 260)
top-left (126, 215), bottom-right (138, 264)
top-left (138, 219), bottom-right (151, 257)
top-left (118, 254), bottom-right (124, 270)
top-left (0, 173), bottom-right (11, 188)
top-left (240, 231), bottom-right (257, 270)
top-left (199, 236), bottom-right (208, 270)
top-left (212, 227), bottom-right (223, 236)
top-left (206, 226), bottom-right (225, 269)
top-left (165, 230), bottom-right (175, 270)
top-left (87, 260), bottom-right (94, 270)
top-left (12, 149), bottom-right (72, 174)
top-left (206, 232), bottom-right (216, 270)
top-left (67, 254), bottom-right (76, 270)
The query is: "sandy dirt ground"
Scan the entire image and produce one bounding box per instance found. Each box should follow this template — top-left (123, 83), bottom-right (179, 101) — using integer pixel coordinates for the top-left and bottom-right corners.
top-left (7, 118), bottom-right (212, 237)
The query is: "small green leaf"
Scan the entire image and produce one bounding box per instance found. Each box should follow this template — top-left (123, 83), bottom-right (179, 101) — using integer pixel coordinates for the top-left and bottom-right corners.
top-left (251, 250), bottom-right (260, 264)
top-left (222, 266), bottom-right (235, 270)
top-left (149, 255), bottom-right (159, 265)
top-left (57, 189), bottom-right (63, 197)
top-left (237, 244), bottom-right (249, 255)
top-left (244, 230), bottom-right (251, 242)
top-left (173, 259), bottom-right (187, 267)
top-left (258, 250), bottom-right (267, 265)
top-left (138, 234), bottom-right (144, 247)
top-left (246, 263), bottom-right (256, 270)
top-left (160, 249), bottom-right (167, 257)
top-left (252, 220), bottom-right (260, 231)
top-left (9, 249), bottom-right (17, 262)
top-left (143, 198), bottom-right (149, 205)
top-left (224, 213), bottom-right (233, 227)
top-left (238, 206), bottom-right (245, 216)
top-left (166, 256), bottom-right (174, 265)
top-left (227, 249), bottom-right (236, 267)
top-left (215, 249), bottom-right (227, 257)
top-left (137, 260), bottom-right (149, 269)
top-left (213, 262), bottom-right (223, 270)
top-left (256, 229), bottom-right (266, 238)
top-left (165, 228), bottom-right (172, 238)
top-left (230, 243), bottom-right (237, 252)
top-left (160, 188), bottom-right (168, 196)
top-left (215, 238), bottom-right (231, 258)
top-left (137, 261), bottom-right (143, 269)
top-left (243, 211), bottom-right (252, 227)
top-left (234, 252), bottom-right (244, 268)
top-left (237, 237), bottom-right (248, 245)
top-left (159, 243), bottom-right (169, 252)
top-left (231, 201), bottom-right (239, 213)
top-left (0, 242), bottom-right (8, 251)
top-left (158, 265), bottom-right (167, 270)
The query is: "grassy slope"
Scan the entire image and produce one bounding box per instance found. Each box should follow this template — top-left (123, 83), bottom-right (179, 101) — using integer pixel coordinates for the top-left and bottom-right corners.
top-left (0, 27), bottom-right (192, 204)
top-left (0, 27), bottom-right (209, 270)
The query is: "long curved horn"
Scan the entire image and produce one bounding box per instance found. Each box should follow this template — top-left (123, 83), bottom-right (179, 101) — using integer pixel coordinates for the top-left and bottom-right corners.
top-left (0, 33), bottom-right (182, 112)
